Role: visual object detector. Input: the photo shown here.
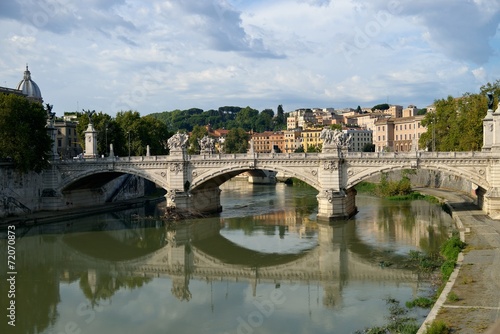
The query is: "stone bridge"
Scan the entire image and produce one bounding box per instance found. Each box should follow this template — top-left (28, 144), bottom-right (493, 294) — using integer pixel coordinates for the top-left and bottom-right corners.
top-left (37, 104), bottom-right (500, 220)
top-left (48, 148), bottom-right (498, 221)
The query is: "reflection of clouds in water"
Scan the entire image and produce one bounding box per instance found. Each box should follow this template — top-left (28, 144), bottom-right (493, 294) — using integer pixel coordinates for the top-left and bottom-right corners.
top-left (220, 227), bottom-right (318, 254)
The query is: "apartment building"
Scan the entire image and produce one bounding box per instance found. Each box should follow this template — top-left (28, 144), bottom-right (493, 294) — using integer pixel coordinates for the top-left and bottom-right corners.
top-left (402, 105), bottom-right (418, 118)
top-left (373, 114), bottom-right (427, 152)
top-left (344, 128), bottom-right (373, 152)
top-left (393, 115), bottom-right (426, 152)
top-left (55, 120), bottom-right (82, 159)
top-left (251, 131), bottom-right (285, 153)
top-left (384, 105), bottom-right (403, 118)
top-left (373, 118), bottom-right (395, 152)
top-left (283, 129), bottom-right (302, 153)
top-left (301, 128), bottom-right (323, 152)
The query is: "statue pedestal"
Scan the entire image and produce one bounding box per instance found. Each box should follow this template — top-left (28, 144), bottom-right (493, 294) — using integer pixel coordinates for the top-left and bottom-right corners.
top-left (84, 123), bottom-right (98, 158)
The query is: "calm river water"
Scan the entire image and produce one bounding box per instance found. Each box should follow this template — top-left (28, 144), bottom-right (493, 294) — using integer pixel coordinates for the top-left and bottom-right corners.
top-left (0, 180), bottom-right (454, 334)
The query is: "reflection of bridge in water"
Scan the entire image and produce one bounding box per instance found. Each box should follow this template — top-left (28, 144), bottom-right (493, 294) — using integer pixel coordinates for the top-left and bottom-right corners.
top-left (14, 211), bottom-right (423, 306)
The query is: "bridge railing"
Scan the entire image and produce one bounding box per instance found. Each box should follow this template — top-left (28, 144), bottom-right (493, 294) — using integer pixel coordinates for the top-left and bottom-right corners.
top-left (188, 152), bottom-right (321, 160)
top-left (54, 150), bottom-right (494, 165)
top-left (345, 151), bottom-right (491, 159)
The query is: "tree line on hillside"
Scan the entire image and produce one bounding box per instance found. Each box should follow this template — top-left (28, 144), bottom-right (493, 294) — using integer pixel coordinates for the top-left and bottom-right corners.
top-left (3, 80), bottom-right (500, 172)
top-left (149, 105), bottom-right (286, 132)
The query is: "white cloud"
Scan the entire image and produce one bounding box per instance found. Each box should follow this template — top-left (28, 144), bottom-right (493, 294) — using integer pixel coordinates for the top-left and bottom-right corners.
top-left (0, 0), bottom-right (499, 115)
top-left (472, 67), bottom-right (487, 82)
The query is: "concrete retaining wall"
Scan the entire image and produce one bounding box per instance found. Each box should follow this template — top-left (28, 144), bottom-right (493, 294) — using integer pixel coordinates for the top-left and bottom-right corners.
top-left (365, 169), bottom-right (476, 198)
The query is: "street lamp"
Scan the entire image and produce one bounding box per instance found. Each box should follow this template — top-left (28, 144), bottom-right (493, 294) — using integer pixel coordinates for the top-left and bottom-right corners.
top-left (128, 131), bottom-right (131, 159)
top-left (105, 125), bottom-right (108, 157)
top-left (432, 113), bottom-right (436, 152)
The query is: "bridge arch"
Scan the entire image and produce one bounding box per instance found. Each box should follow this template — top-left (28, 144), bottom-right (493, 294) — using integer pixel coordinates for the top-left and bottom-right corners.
top-left (56, 164), bottom-right (171, 194)
top-left (190, 165), bottom-right (320, 191)
top-left (346, 164), bottom-right (490, 191)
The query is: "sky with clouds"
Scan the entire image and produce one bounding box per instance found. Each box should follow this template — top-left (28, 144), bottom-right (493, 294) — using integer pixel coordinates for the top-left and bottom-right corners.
top-left (0, 0), bottom-right (499, 116)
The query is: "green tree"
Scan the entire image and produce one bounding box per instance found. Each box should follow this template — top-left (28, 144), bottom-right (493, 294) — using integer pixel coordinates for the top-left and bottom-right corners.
top-left (274, 104), bottom-right (286, 130)
top-left (419, 96), bottom-right (459, 151)
top-left (419, 93), bottom-right (487, 152)
top-left (113, 110), bottom-right (170, 156)
top-left (371, 103), bottom-right (390, 111)
top-left (138, 115), bottom-right (171, 155)
top-left (329, 124), bottom-right (342, 131)
top-left (0, 94), bottom-right (52, 172)
top-left (294, 145), bottom-right (305, 153)
top-left (225, 128), bottom-right (249, 153)
top-left (356, 105), bottom-right (362, 114)
top-left (456, 93), bottom-right (486, 151)
top-left (235, 106), bottom-right (259, 131)
top-left (306, 144), bottom-right (321, 153)
top-left (362, 143), bottom-right (376, 152)
top-left (188, 125), bottom-right (208, 154)
top-left (255, 110), bottom-right (273, 132)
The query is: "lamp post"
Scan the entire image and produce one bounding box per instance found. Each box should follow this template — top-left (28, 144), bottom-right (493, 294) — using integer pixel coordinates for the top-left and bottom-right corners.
top-left (105, 125), bottom-right (108, 157)
top-left (128, 131), bottom-right (131, 159)
top-left (432, 113), bottom-right (436, 152)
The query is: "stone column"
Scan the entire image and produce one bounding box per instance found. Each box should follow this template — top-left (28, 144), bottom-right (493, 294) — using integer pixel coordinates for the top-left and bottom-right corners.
top-left (484, 158), bottom-right (500, 219)
top-left (482, 106), bottom-right (493, 151)
top-left (491, 102), bottom-right (500, 152)
top-left (84, 123), bottom-right (98, 158)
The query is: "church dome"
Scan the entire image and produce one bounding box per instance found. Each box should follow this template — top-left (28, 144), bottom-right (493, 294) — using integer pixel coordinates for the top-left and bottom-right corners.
top-left (16, 65), bottom-right (43, 103)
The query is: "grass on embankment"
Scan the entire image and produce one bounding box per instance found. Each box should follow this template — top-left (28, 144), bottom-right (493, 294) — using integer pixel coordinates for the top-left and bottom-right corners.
top-left (355, 181), bottom-right (441, 204)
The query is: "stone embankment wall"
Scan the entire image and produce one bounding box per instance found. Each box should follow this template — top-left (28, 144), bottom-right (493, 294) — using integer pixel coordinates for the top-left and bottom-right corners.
top-left (365, 169), bottom-right (476, 198)
top-left (0, 164), bottom-right (45, 217)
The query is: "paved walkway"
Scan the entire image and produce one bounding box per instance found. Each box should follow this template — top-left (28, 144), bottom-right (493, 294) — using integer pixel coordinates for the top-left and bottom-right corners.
top-left (415, 188), bottom-right (500, 334)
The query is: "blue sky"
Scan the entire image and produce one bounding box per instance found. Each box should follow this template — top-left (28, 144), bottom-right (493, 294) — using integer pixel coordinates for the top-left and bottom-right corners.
top-left (0, 0), bottom-right (499, 116)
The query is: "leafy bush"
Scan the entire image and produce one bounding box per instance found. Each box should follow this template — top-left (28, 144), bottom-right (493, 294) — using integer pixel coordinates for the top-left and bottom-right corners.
top-left (425, 320), bottom-right (450, 334)
top-left (440, 259), bottom-right (456, 281)
top-left (406, 297), bottom-right (434, 309)
top-left (440, 235), bottom-right (465, 260)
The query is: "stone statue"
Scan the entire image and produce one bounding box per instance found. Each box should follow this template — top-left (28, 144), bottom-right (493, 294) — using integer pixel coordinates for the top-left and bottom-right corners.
top-left (198, 135), bottom-right (215, 153)
top-left (167, 132), bottom-right (189, 150)
top-left (45, 103), bottom-right (55, 120)
top-left (84, 109), bottom-right (96, 125)
top-left (320, 128), bottom-right (335, 146)
top-left (321, 128), bottom-right (352, 152)
top-left (487, 92), bottom-right (494, 110)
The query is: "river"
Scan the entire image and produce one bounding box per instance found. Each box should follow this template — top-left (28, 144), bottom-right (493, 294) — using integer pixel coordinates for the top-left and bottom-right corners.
top-left (0, 180), bottom-right (454, 334)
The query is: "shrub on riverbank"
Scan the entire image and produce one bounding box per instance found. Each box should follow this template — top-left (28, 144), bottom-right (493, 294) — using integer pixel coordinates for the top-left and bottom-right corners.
top-left (355, 298), bottom-right (419, 334)
top-left (355, 180), bottom-right (441, 204)
top-left (439, 233), bottom-right (465, 281)
top-left (424, 320), bottom-right (450, 334)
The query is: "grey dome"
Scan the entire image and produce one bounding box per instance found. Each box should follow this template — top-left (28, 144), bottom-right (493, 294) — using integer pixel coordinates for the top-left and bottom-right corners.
top-left (16, 65), bottom-right (43, 102)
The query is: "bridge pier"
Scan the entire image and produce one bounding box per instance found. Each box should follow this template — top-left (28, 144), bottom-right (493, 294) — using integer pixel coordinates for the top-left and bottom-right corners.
top-left (166, 187), bottom-right (222, 216)
top-left (316, 187), bottom-right (357, 221)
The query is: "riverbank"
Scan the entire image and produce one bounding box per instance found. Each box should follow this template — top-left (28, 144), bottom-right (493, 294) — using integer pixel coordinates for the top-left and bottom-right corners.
top-left (414, 188), bottom-right (500, 334)
top-left (0, 196), bottom-right (165, 228)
